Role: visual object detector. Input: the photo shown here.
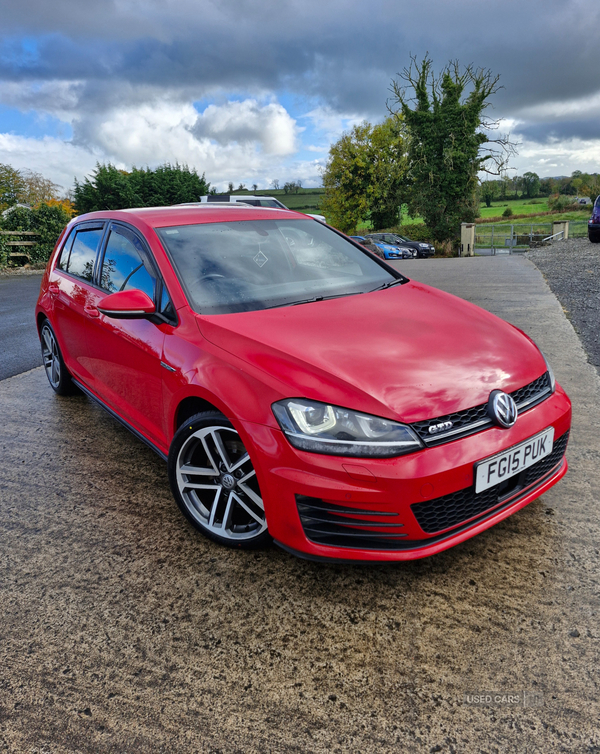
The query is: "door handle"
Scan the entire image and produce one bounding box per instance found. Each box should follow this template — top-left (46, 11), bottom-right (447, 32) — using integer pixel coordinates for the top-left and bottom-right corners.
top-left (84, 304), bottom-right (100, 318)
top-left (48, 282), bottom-right (60, 296)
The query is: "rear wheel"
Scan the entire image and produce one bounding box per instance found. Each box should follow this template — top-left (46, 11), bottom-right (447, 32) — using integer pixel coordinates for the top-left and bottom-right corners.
top-left (589, 233), bottom-right (600, 244)
top-left (168, 412), bottom-right (270, 548)
top-left (40, 320), bottom-right (78, 395)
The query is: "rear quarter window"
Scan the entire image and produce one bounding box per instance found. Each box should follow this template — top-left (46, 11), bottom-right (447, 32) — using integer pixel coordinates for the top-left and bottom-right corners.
top-left (58, 226), bottom-right (104, 282)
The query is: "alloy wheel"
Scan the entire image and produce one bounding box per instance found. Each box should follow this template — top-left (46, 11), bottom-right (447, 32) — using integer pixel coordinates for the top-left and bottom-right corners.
top-left (41, 323), bottom-right (61, 389)
top-left (175, 425), bottom-right (267, 541)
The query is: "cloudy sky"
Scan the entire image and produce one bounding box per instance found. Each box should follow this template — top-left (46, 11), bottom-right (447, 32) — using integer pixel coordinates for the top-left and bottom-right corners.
top-left (1, 0), bottom-right (599, 194)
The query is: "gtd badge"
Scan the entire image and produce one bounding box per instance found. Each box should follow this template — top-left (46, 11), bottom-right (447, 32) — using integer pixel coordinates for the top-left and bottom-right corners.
top-left (488, 390), bottom-right (518, 428)
top-left (428, 420), bottom-right (453, 435)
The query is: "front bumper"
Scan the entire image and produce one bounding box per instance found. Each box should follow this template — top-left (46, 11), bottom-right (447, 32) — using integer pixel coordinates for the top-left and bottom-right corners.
top-left (240, 387), bottom-right (571, 562)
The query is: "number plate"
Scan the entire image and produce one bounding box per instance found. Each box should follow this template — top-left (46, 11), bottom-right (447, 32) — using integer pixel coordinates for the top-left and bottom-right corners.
top-left (475, 427), bottom-right (555, 494)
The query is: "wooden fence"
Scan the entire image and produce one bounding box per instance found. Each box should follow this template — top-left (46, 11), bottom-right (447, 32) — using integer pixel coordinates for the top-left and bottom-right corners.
top-left (0, 230), bottom-right (39, 264)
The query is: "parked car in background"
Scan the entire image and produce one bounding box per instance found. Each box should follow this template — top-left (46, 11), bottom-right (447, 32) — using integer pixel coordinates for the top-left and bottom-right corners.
top-left (352, 235), bottom-right (413, 260)
top-left (36, 203), bottom-right (571, 563)
top-left (375, 242), bottom-right (414, 260)
top-left (588, 195), bottom-right (600, 243)
top-left (200, 194), bottom-right (327, 223)
top-left (350, 236), bottom-right (385, 260)
top-left (367, 233), bottom-right (435, 258)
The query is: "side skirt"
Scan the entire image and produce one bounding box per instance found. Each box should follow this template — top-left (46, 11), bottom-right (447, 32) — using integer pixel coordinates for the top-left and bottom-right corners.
top-left (72, 378), bottom-right (168, 462)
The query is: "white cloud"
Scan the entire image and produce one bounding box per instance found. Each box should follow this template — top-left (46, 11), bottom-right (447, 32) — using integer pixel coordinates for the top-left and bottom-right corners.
top-left (508, 135), bottom-right (600, 176)
top-left (72, 96), bottom-right (299, 168)
top-left (302, 106), bottom-right (364, 142)
top-left (0, 133), bottom-right (99, 191)
top-left (82, 100), bottom-right (201, 165)
top-left (193, 100), bottom-right (299, 156)
top-left (513, 90), bottom-right (600, 122)
top-left (0, 80), bottom-right (84, 120)
top-left (0, 97), bottom-right (319, 192)
top-left (74, 97), bottom-right (301, 182)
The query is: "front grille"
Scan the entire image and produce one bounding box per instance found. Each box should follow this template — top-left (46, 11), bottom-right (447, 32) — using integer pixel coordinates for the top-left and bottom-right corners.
top-left (296, 496), bottom-right (409, 550)
top-left (411, 372), bottom-right (552, 446)
top-left (411, 404), bottom-right (490, 444)
top-left (511, 372), bottom-right (552, 409)
top-left (411, 431), bottom-right (569, 535)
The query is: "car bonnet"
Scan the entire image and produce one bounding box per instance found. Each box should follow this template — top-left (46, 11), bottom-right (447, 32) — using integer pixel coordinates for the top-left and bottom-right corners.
top-left (196, 280), bottom-right (547, 425)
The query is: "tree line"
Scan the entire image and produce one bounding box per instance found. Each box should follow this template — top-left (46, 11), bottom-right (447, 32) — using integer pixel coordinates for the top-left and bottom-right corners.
top-left (479, 171), bottom-right (600, 207)
top-left (73, 163), bottom-right (210, 212)
top-left (0, 163), bottom-right (74, 266)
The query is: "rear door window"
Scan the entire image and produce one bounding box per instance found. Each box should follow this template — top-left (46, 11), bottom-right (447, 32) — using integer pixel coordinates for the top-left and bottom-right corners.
top-left (56, 229), bottom-right (75, 272)
top-left (60, 226), bottom-right (105, 282)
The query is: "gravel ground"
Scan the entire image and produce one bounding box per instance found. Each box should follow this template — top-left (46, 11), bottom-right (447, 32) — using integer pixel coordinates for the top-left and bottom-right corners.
top-left (0, 266), bottom-right (45, 277)
top-left (528, 237), bottom-right (600, 373)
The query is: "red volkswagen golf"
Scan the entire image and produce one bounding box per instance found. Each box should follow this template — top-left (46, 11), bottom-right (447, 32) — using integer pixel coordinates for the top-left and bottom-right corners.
top-left (36, 204), bottom-right (571, 562)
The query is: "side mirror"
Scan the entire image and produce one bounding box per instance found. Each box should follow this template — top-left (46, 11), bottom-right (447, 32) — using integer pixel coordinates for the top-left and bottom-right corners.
top-left (97, 289), bottom-right (156, 319)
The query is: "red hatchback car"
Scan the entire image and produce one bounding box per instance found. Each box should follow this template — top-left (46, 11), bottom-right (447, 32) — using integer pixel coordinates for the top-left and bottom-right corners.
top-left (36, 204), bottom-right (571, 562)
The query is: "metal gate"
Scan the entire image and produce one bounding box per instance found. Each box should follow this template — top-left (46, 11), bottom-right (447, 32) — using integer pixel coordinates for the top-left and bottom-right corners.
top-left (474, 223), bottom-right (554, 255)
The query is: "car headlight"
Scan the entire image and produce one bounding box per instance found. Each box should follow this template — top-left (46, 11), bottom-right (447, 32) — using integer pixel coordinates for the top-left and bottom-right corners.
top-left (272, 399), bottom-right (423, 457)
top-left (541, 352), bottom-right (556, 393)
top-left (419, 243), bottom-right (429, 247)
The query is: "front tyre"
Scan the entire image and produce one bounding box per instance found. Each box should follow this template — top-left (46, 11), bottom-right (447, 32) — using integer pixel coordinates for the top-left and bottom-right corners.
top-left (168, 412), bottom-right (270, 549)
top-left (40, 320), bottom-right (78, 396)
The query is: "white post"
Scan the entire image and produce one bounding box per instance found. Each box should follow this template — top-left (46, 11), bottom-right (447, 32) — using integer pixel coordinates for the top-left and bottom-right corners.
top-left (460, 223), bottom-right (475, 257)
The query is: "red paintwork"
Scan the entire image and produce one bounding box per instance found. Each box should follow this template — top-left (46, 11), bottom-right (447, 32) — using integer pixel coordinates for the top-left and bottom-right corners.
top-left (36, 206), bottom-right (572, 562)
top-left (198, 282), bottom-right (548, 425)
top-left (97, 289), bottom-right (156, 315)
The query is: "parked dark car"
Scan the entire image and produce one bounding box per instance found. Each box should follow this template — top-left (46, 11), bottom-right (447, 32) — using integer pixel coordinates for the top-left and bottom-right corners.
top-left (367, 233), bottom-right (435, 258)
top-left (589, 196), bottom-right (600, 243)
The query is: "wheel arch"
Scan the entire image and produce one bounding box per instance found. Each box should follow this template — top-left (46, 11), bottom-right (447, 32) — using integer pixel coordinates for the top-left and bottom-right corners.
top-left (36, 311), bottom-right (48, 336)
top-left (174, 395), bottom-right (225, 431)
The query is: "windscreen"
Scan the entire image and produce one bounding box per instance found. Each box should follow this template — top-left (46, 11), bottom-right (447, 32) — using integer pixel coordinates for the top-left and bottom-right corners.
top-left (156, 219), bottom-right (402, 314)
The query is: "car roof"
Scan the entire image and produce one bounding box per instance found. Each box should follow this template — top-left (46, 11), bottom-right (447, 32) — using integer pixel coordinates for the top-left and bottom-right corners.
top-left (70, 203), bottom-right (304, 229)
top-left (199, 194), bottom-right (279, 201)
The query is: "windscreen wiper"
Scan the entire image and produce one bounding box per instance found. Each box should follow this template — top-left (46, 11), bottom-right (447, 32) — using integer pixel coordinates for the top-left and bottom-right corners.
top-left (265, 290), bottom-right (361, 310)
top-left (369, 278), bottom-right (406, 293)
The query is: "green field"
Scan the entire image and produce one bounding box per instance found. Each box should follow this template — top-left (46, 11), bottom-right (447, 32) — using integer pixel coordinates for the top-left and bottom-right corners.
top-left (477, 197), bottom-right (593, 223)
top-left (488, 210), bottom-right (589, 224)
top-left (479, 198), bottom-right (550, 218)
top-left (477, 210), bottom-right (589, 226)
top-left (230, 191), bottom-right (591, 229)
top-left (231, 188), bottom-right (324, 213)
